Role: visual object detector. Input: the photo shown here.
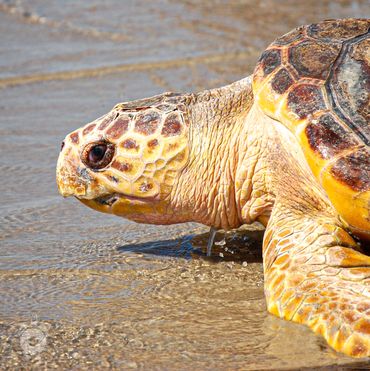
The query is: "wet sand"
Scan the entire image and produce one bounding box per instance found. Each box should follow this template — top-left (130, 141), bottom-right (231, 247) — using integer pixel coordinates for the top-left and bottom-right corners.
top-left (1, 0), bottom-right (370, 369)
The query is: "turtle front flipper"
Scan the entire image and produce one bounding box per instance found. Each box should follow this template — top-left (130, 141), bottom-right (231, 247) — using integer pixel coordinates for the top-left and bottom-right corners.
top-left (263, 205), bottom-right (370, 357)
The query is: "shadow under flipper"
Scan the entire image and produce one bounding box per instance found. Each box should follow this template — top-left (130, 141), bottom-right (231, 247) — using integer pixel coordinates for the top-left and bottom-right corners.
top-left (117, 226), bottom-right (264, 263)
top-left (359, 238), bottom-right (370, 256)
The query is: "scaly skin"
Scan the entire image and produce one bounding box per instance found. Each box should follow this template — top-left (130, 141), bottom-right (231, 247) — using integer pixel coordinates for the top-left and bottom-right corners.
top-left (56, 19), bottom-right (370, 356)
top-left (57, 77), bottom-right (370, 357)
top-left (252, 106), bottom-right (370, 357)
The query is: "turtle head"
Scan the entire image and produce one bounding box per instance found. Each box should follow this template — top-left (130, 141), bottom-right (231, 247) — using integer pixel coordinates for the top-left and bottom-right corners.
top-left (56, 93), bottom-right (190, 224)
top-left (57, 78), bottom-right (253, 229)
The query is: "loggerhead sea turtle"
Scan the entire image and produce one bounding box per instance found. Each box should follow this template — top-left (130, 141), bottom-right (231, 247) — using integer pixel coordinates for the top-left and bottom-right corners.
top-left (56, 18), bottom-right (370, 357)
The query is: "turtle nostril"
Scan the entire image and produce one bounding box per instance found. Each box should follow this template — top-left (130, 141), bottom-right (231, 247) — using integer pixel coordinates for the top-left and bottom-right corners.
top-left (60, 141), bottom-right (65, 151)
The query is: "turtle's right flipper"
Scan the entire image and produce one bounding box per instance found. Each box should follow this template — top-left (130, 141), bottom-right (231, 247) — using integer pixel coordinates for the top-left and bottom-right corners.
top-left (263, 205), bottom-right (370, 357)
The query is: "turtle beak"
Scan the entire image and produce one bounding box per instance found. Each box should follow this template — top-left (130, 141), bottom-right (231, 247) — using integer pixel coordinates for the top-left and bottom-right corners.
top-left (56, 146), bottom-right (87, 198)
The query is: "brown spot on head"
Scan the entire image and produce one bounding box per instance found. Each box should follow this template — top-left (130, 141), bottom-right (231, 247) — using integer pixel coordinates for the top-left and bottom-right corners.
top-left (82, 123), bottom-right (96, 136)
top-left (139, 182), bottom-right (153, 193)
top-left (289, 40), bottom-right (340, 80)
top-left (287, 84), bottom-right (326, 119)
top-left (161, 113), bottom-right (182, 137)
top-left (112, 160), bottom-right (132, 172)
top-left (98, 113), bottom-right (116, 130)
top-left (148, 139), bottom-right (159, 148)
top-left (271, 68), bottom-right (295, 94)
top-left (330, 147), bottom-right (370, 192)
top-left (134, 111), bottom-right (160, 135)
top-left (106, 116), bottom-right (130, 140)
top-left (305, 114), bottom-right (359, 159)
top-left (258, 48), bottom-right (281, 76)
top-left (308, 19), bottom-right (370, 41)
top-left (70, 132), bottom-right (79, 144)
top-left (121, 138), bottom-right (138, 150)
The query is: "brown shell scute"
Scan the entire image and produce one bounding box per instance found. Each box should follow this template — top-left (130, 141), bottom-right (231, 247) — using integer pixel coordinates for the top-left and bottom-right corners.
top-left (271, 68), bottom-right (295, 94)
top-left (330, 148), bottom-right (370, 192)
top-left (287, 84), bottom-right (326, 119)
top-left (288, 40), bottom-right (340, 80)
top-left (272, 26), bottom-right (304, 46)
top-left (328, 34), bottom-right (370, 143)
top-left (259, 49), bottom-right (281, 76)
top-left (305, 114), bottom-right (359, 159)
top-left (308, 19), bottom-right (370, 41)
top-left (254, 18), bottom-right (370, 147)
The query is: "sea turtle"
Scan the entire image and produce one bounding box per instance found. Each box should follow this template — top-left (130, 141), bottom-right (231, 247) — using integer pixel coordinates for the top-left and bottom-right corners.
top-left (56, 18), bottom-right (370, 357)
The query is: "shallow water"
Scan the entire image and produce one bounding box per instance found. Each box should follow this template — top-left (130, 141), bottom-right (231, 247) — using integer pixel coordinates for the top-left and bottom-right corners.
top-left (1, 0), bottom-right (370, 369)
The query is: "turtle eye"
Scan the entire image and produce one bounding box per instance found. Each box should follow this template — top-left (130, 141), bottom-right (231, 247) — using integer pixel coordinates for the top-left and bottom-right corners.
top-left (82, 141), bottom-right (115, 170)
top-left (89, 144), bottom-right (106, 163)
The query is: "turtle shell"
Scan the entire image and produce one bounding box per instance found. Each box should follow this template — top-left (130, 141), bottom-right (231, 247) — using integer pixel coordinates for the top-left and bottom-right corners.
top-left (252, 18), bottom-right (370, 238)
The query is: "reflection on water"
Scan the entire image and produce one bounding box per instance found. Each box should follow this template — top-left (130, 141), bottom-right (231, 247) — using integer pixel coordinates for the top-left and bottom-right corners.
top-left (1, 0), bottom-right (370, 368)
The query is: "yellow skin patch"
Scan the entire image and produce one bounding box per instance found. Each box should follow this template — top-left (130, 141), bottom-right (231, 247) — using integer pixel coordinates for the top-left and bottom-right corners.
top-left (57, 100), bottom-right (189, 224)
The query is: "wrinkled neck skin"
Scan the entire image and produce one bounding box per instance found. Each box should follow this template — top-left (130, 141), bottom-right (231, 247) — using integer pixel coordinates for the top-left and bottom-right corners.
top-left (169, 77), bottom-right (256, 230)
top-left (167, 76), bottom-right (334, 230)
